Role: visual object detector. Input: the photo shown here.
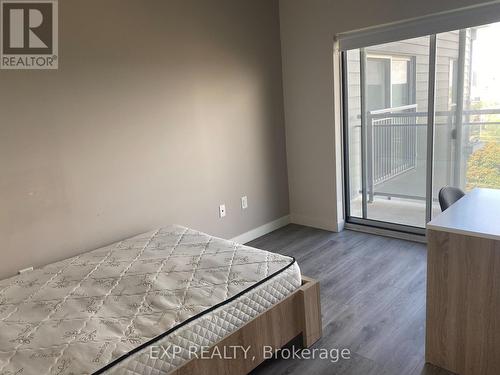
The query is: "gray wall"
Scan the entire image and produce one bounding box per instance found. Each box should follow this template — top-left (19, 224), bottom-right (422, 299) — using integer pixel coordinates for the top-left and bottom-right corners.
top-left (0, 0), bottom-right (289, 279)
top-left (279, 0), bottom-right (492, 230)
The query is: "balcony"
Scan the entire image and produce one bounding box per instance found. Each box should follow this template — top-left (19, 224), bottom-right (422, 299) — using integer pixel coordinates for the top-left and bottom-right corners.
top-left (349, 106), bottom-right (500, 228)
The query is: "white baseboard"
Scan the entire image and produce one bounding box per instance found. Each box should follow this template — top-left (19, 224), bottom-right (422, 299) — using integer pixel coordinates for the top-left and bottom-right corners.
top-left (231, 215), bottom-right (290, 244)
top-left (290, 213), bottom-right (340, 232)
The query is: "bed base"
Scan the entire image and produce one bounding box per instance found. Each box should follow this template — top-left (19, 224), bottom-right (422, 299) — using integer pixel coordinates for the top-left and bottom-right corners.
top-left (170, 276), bottom-right (321, 375)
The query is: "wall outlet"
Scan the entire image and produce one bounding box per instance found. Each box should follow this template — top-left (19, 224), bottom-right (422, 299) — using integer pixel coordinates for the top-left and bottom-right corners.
top-left (219, 204), bottom-right (226, 218)
top-left (241, 196), bottom-right (248, 210)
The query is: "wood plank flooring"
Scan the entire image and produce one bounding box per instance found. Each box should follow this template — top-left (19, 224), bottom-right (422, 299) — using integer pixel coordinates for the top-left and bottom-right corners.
top-left (246, 224), bottom-right (454, 375)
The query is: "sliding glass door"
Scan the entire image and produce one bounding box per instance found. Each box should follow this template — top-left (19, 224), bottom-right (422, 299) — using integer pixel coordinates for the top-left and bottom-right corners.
top-left (343, 21), bottom-right (500, 233)
top-left (344, 36), bottom-right (431, 231)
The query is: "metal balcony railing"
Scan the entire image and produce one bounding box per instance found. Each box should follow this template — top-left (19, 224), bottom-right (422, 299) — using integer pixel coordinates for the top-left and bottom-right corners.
top-left (360, 106), bottom-right (500, 201)
top-left (367, 105), bottom-right (418, 189)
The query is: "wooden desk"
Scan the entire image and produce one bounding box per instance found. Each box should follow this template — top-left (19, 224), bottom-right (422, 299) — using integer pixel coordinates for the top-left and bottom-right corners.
top-left (426, 188), bottom-right (500, 375)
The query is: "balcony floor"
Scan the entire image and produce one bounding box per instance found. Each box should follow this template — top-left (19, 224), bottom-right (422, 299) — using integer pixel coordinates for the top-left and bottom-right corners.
top-left (350, 196), bottom-right (441, 228)
top-left (374, 165), bottom-right (426, 199)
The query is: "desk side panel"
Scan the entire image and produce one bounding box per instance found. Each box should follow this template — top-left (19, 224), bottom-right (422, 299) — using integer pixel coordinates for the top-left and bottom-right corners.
top-left (426, 229), bottom-right (500, 375)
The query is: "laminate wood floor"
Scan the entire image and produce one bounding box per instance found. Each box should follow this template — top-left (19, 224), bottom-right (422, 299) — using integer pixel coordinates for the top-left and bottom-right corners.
top-left (247, 224), bottom-right (454, 375)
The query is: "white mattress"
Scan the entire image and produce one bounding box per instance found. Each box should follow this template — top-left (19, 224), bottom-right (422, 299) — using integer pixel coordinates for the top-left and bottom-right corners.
top-left (0, 225), bottom-right (301, 375)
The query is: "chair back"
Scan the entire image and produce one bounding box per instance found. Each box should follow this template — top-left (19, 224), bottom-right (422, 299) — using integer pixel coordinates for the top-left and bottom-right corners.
top-left (438, 186), bottom-right (465, 211)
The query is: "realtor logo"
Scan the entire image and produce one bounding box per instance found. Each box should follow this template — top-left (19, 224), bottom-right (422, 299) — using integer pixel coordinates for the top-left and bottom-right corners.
top-left (1, 0), bottom-right (58, 69)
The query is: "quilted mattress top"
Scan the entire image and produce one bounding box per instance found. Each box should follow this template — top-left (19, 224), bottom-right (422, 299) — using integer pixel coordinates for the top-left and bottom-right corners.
top-left (0, 225), bottom-right (296, 375)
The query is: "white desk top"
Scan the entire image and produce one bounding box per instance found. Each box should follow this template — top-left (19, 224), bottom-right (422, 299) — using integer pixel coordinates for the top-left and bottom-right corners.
top-left (427, 188), bottom-right (500, 241)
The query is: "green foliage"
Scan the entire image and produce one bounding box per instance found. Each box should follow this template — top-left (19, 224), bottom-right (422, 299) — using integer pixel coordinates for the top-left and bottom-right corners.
top-left (469, 101), bottom-right (500, 143)
top-left (466, 143), bottom-right (500, 190)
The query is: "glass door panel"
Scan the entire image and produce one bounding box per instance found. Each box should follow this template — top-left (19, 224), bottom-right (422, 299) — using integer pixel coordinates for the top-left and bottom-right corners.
top-left (345, 36), bottom-right (430, 229)
top-left (432, 23), bottom-right (500, 219)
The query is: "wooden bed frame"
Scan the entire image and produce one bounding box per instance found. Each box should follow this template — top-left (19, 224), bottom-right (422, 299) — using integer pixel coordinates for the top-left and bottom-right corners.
top-left (170, 276), bottom-right (322, 375)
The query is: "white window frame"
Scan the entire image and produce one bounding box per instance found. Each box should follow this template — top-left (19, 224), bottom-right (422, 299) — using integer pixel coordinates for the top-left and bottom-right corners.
top-left (366, 54), bottom-right (414, 109)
